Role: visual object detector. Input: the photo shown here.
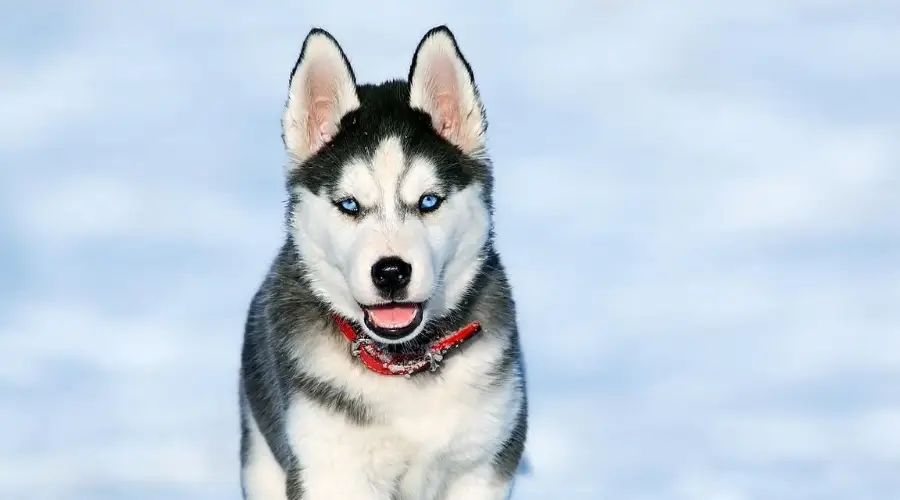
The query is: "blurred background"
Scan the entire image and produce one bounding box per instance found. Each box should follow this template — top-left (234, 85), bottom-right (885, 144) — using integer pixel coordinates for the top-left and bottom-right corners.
top-left (2, 1), bottom-right (899, 499)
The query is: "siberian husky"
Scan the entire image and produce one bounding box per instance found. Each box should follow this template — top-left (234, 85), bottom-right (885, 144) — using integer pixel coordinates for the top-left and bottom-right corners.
top-left (238, 25), bottom-right (528, 500)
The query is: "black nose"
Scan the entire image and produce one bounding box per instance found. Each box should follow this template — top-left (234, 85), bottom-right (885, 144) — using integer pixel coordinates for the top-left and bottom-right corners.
top-left (371, 257), bottom-right (412, 294)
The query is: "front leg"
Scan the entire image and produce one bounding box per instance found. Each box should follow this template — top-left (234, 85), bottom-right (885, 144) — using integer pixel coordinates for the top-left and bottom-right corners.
top-left (289, 433), bottom-right (398, 500)
top-left (287, 402), bottom-right (403, 500)
top-left (442, 465), bottom-right (514, 500)
top-left (295, 464), bottom-right (391, 500)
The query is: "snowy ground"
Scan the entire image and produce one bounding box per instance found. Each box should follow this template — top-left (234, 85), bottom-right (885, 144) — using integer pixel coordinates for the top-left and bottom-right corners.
top-left (2, 1), bottom-right (899, 499)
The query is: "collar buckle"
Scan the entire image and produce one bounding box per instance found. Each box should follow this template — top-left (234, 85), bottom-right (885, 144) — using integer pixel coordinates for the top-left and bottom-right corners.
top-left (350, 337), bottom-right (374, 357)
top-left (424, 351), bottom-right (444, 372)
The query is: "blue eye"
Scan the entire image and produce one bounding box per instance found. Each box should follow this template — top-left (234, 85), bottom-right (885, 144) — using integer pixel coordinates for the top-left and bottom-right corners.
top-left (337, 198), bottom-right (360, 215)
top-left (418, 194), bottom-right (443, 213)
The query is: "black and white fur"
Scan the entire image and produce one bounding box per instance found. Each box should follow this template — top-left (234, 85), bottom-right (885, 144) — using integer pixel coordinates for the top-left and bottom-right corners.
top-left (239, 26), bottom-right (527, 500)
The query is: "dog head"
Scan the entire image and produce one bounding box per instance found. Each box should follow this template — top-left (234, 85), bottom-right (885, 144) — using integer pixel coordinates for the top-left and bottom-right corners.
top-left (282, 26), bottom-right (493, 344)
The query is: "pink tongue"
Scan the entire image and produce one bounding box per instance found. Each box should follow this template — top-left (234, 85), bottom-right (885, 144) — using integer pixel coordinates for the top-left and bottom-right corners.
top-left (366, 305), bottom-right (418, 329)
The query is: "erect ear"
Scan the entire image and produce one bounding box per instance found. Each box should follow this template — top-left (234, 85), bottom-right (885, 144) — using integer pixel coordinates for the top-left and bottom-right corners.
top-left (282, 28), bottom-right (360, 165)
top-left (408, 26), bottom-right (486, 156)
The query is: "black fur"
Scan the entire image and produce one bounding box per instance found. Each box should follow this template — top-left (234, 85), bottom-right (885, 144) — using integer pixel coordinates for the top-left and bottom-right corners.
top-left (286, 80), bottom-right (493, 208)
top-left (493, 399), bottom-right (529, 480)
top-left (239, 25), bottom-right (527, 499)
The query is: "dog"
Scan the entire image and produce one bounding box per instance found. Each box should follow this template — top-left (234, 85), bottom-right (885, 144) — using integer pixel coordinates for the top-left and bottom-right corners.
top-left (238, 25), bottom-right (528, 500)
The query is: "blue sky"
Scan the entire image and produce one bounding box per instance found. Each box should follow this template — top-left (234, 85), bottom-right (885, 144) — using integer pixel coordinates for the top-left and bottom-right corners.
top-left (1, 1), bottom-right (899, 499)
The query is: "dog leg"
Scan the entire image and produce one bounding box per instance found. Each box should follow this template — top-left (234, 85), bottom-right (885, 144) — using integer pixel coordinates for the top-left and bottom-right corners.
top-left (286, 404), bottom-right (400, 500)
top-left (290, 438), bottom-right (399, 500)
top-left (397, 461), bottom-right (447, 500)
top-left (241, 409), bottom-right (288, 500)
top-left (442, 465), bottom-right (513, 500)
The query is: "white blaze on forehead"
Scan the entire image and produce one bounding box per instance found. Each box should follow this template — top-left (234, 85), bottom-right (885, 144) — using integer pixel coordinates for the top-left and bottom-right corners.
top-left (336, 136), bottom-right (409, 215)
top-left (334, 137), bottom-right (407, 210)
top-left (369, 136), bottom-right (406, 217)
top-left (400, 157), bottom-right (441, 204)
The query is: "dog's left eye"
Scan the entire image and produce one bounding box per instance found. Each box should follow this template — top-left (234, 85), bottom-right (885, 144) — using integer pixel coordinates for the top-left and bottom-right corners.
top-left (336, 197), bottom-right (361, 215)
top-left (418, 194), bottom-right (443, 213)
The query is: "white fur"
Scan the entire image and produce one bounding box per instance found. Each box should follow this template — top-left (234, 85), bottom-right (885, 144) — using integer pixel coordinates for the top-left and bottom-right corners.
top-left (284, 325), bottom-right (521, 499)
top-left (290, 136), bottom-right (490, 344)
top-left (442, 465), bottom-right (513, 500)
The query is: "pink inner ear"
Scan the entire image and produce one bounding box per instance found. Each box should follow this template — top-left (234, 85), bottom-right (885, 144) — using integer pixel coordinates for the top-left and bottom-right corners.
top-left (434, 92), bottom-right (459, 140)
top-left (308, 96), bottom-right (336, 148)
top-left (426, 54), bottom-right (461, 142)
top-left (302, 58), bottom-right (346, 152)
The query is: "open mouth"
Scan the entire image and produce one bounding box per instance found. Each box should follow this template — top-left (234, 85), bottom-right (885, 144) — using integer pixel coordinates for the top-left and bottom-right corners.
top-left (361, 302), bottom-right (424, 340)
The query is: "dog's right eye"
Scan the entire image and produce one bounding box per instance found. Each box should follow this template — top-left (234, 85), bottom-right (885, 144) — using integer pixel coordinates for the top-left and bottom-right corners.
top-left (336, 197), bottom-right (361, 215)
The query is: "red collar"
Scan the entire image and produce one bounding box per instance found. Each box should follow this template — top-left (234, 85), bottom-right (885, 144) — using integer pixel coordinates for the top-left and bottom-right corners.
top-left (332, 315), bottom-right (482, 377)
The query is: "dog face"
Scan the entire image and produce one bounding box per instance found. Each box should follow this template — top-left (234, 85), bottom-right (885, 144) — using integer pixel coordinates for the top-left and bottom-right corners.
top-left (283, 27), bottom-right (493, 344)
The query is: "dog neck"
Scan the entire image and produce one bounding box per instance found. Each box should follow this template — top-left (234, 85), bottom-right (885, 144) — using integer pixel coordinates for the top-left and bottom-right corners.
top-left (332, 315), bottom-right (482, 377)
